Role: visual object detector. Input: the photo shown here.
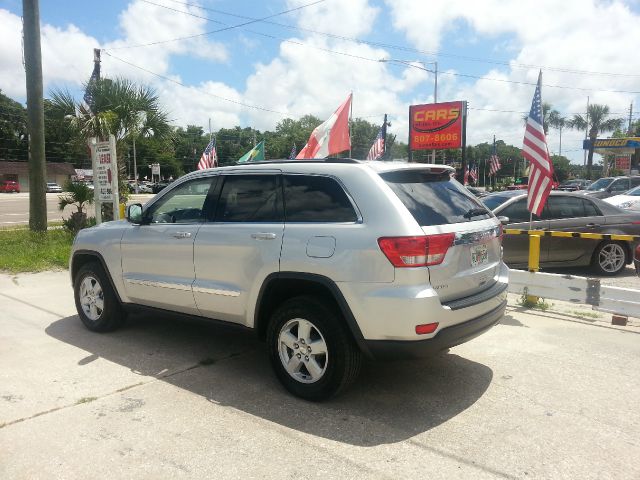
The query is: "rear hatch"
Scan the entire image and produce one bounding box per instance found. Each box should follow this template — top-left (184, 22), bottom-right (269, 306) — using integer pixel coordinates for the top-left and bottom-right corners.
top-left (381, 169), bottom-right (501, 302)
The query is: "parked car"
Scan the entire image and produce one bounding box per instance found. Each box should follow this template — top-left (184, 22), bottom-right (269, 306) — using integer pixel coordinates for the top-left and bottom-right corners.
top-left (506, 175), bottom-right (559, 191)
top-left (604, 185), bottom-right (640, 211)
top-left (137, 182), bottom-right (153, 194)
top-left (70, 160), bottom-right (508, 400)
top-left (0, 180), bottom-right (20, 193)
top-left (558, 179), bottom-right (591, 191)
top-left (580, 176), bottom-right (640, 199)
top-left (466, 186), bottom-right (489, 198)
top-left (46, 182), bottom-right (63, 193)
top-left (151, 180), bottom-right (172, 194)
top-left (483, 191), bottom-right (640, 275)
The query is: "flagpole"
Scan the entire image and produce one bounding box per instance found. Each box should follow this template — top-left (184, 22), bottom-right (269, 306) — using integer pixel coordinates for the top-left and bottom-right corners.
top-left (349, 91), bottom-right (353, 158)
top-left (208, 118), bottom-right (212, 141)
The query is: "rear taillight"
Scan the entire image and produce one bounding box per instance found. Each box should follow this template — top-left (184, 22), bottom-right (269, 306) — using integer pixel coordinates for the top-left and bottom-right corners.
top-left (378, 233), bottom-right (454, 267)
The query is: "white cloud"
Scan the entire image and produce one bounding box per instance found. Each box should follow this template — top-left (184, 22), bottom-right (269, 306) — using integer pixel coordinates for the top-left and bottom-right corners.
top-left (387, 0), bottom-right (640, 162)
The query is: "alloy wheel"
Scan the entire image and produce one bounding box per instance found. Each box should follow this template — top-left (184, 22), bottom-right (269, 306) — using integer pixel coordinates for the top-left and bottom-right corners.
top-left (598, 243), bottom-right (626, 273)
top-left (79, 275), bottom-right (104, 321)
top-left (278, 318), bottom-right (328, 384)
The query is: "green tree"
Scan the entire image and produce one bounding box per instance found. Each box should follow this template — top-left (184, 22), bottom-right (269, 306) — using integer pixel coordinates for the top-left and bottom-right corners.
top-left (569, 104), bottom-right (624, 179)
top-left (0, 89), bottom-right (28, 161)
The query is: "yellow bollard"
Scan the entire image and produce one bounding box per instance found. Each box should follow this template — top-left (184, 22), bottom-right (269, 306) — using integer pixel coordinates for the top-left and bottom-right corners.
top-left (527, 234), bottom-right (541, 303)
top-left (119, 203), bottom-right (126, 219)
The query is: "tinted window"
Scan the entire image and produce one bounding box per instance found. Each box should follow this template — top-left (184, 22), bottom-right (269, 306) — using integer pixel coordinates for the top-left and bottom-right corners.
top-left (610, 179), bottom-right (630, 192)
top-left (148, 177), bottom-right (214, 224)
top-left (631, 178), bottom-right (640, 188)
top-left (381, 170), bottom-right (491, 225)
top-left (500, 199), bottom-right (541, 223)
top-left (482, 194), bottom-right (516, 211)
top-left (215, 175), bottom-right (282, 222)
top-left (582, 198), bottom-right (600, 216)
top-left (284, 175), bottom-right (357, 222)
top-left (627, 186), bottom-right (640, 197)
top-left (547, 196), bottom-right (588, 219)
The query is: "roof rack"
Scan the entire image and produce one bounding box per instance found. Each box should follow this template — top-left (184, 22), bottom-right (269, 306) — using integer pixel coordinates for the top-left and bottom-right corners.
top-left (232, 158), bottom-right (361, 166)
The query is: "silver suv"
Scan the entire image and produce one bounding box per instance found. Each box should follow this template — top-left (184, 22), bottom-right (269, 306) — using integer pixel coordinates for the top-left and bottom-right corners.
top-left (70, 160), bottom-right (508, 400)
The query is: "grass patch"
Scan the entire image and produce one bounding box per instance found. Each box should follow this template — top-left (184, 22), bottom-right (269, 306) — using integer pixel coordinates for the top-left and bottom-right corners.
top-left (518, 289), bottom-right (552, 311)
top-left (0, 228), bottom-right (73, 273)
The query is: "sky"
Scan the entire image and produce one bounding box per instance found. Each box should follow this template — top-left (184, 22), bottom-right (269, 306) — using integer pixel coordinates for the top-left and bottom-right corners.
top-left (2, 0), bottom-right (640, 164)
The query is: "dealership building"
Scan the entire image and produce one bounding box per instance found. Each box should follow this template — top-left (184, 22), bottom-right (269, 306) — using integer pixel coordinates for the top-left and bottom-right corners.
top-left (0, 161), bottom-right (77, 192)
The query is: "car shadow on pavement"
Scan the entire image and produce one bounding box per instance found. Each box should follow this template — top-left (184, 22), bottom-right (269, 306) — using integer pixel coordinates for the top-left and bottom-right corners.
top-left (46, 312), bottom-right (493, 446)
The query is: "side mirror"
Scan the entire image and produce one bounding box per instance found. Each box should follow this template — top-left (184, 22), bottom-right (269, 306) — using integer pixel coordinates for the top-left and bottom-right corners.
top-left (497, 216), bottom-right (510, 225)
top-left (126, 203), bottom-right (144, 224)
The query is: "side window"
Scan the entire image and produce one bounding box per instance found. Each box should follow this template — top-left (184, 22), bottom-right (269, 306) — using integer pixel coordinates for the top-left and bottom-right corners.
top-left (147, 177), bottom-right (214, 224)
top-left (630, 177), bottom-right (640, 188)
top-left (284, 175), bottom-right (358, 222)
top-left (547, 196), bottom-right (586, 219)
top-left (610, 179), bottom-right (629, 192)
top-left (500, 199), bottom-right (540, 223)
top-left (215, 175), bottom-right (283, 222)
top-left (582, 199), bottom-right (601, 216)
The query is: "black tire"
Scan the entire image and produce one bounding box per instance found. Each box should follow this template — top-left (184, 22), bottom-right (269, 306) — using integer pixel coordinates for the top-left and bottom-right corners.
top-left (74, 262), bottom-right (125, 332)
top-left (267, 295), bottom-right (362, 401)
top-left (592, 241), bottom-right (628, 276)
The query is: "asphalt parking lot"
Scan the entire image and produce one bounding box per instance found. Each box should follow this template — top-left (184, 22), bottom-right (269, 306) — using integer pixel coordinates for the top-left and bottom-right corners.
top-left (1, 271), bottom-right (639, 479)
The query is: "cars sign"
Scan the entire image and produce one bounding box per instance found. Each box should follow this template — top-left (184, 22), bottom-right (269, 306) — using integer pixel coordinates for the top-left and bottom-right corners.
top-left (409, 101), bottom-right (465, 150)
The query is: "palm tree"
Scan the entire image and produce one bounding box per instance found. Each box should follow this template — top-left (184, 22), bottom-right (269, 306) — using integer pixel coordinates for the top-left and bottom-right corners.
top-left (569, 104), bottom-right (624, 179)
top-left (58, 180), bottom-right (94, 234)
top-left (49, 77), bottom-right (171, 144)
top-left (548, 110), bottom-right (567, 156)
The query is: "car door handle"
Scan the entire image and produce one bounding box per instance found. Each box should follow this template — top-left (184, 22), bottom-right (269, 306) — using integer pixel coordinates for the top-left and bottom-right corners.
top-left (251, 232), bottom-right (277, 240)
top-left (172, 231), bottom-right (192, 239)
top-left (585, 223), bottom-right (600, 228)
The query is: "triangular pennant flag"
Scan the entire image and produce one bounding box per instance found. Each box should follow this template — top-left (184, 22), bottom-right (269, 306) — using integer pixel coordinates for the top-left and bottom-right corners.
top-left (238, 140), bottom-right (265, 162)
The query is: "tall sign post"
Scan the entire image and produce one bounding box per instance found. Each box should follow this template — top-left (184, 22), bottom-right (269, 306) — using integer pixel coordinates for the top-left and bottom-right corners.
top-left (90, 135), bottom-right (120, 224)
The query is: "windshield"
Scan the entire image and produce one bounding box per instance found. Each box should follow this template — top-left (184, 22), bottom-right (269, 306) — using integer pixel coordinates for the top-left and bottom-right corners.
top-left (381, 170), bottom-right (492, 225)
top-left (625, 185), bottom-right (640, 197)
top-left (587, 178), bottom-right (613, 191)
top-left (481, 194), bottom-right (516, 211)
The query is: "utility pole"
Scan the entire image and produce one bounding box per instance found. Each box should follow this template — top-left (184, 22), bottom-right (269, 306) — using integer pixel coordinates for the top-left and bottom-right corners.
top-left (22, 0), bottom-right (47, 231)
top-left (583, 96), bottom-right (589, 167)
top-left (628, 103), bottom-right (634, 135)
top-left (432, 61), bottom-right (438, 164)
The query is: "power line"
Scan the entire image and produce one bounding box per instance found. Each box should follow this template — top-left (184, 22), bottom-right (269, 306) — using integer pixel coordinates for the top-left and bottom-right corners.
top-left (108, 0), bottom-right (325, 50)
top-left (113, 1), bottom-right (640, 96)
top-left (158, 0), bottom-right (640, 79)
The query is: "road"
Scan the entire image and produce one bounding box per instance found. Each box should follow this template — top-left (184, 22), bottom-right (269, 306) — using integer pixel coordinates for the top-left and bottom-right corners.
top-left (1, 271), bottom-right (639, 479)
top-left (0, 192), bottom-right (153, 226)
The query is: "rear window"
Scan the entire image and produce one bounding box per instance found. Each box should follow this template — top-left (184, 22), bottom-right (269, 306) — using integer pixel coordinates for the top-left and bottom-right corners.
top-left (381, 170), bottom-right (491, 225)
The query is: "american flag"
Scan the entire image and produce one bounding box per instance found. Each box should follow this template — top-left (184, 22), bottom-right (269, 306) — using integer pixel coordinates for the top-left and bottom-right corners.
top-left (289, 144), bottom-right (297, 159)
top-left (522, 71), bottom-right (554, 216)
top-left (470, 164), bottom-right (479, 183)
top-left (489, 139), bottom-right (501, 176)
top-left (197, 137), bottom-right (218, 170)
top-left (366, 117), bottom-right (387, 160)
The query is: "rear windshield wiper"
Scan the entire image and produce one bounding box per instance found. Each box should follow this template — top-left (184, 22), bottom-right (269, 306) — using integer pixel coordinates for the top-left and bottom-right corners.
top-left (463, 207), bottom-right (489, 219)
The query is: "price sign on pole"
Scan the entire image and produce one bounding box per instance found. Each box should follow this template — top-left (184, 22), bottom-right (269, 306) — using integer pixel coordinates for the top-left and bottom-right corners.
top-left (90, 135), bottom-right (120, 224)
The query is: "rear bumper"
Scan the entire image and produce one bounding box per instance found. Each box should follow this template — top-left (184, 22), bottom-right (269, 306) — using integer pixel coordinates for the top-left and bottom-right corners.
top-left (364, 300), bottom-right (507, 360)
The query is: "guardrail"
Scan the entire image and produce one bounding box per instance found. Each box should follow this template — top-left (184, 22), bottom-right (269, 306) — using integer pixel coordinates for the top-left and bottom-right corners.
top-left (504, 228), bottom-right (640, 319)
